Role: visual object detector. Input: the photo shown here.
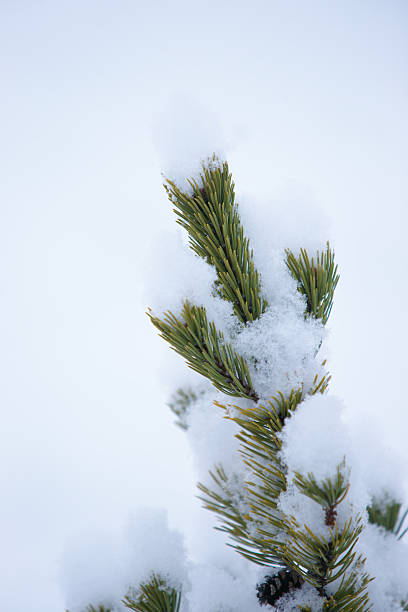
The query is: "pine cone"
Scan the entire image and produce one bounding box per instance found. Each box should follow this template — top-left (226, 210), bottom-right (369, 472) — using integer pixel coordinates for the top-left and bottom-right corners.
top-left (257, 568), bottom-right (304, 606)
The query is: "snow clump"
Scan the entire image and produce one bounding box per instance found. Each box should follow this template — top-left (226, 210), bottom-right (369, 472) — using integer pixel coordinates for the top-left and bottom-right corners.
top-left (153, 95), bottom-right (226, 192)
top-left (60, 509), bottom-right (188, 612)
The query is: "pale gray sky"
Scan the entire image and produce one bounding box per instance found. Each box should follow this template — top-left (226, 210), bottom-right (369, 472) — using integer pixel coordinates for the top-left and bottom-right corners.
top-left (1, 1), bottom-right (407, 610)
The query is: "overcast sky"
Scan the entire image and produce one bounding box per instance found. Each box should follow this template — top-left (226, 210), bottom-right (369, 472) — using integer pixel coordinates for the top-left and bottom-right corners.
top-left (1, 1), bottom-right (407, 610)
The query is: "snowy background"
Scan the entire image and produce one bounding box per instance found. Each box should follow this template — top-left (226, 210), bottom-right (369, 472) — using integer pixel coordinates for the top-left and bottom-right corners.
top-left (1, 1), bottom-right (407, 610)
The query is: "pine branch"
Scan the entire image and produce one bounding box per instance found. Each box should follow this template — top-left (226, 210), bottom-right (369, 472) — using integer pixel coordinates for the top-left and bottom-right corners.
top-left (167, 386), bottom-right (206, 430)
top-left (224, 384), bottom-right (330, 559)
top-left (293, 462), bottom-right (350, 527)
top-left (147, 153), bottom-right (378, 611)
top-left (196, 464), bottom-right (281, 565)
top-left (299, 570), bottom-right (372, 612)
top-left (367, 496), bottom-right (408, 540)
top-left (123, 574), bottom-right (181, 612)
top-left (320, 569), bottom-right (372, 612)
top-left (281, 516), bottom-right (365, 594)
top-left (285, 243), bottom-right (339, 325)
top-left (148, 301), bottom-right (259, 401)
top-left (278, 466), bottom-right (372, 609)
top-left (310, 364), bottom-right (331, 395)
top-left (231, 406), bottom-right (372, 608)
top-left (206, 391), bottom-right (303, 565)
top-left (164, 158), bottom-right (268, 324)
top-left (232, 390), bottom-right (302, 495)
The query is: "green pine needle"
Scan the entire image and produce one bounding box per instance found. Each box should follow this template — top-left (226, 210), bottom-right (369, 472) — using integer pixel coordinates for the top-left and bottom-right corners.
top-left (367, 497), bottom-right (408, 540)
top-left (282, 516), bottom-right (365, 590)
top-left (197, 464), bottom-right (282, 566)
top-left (167, 386), bottom-right (205, 430)
top-left (148, 301), bottom-right (259, 401)
top-left (205, 391), bottom-right (303, 565)
top-left (164, 158), bottom-right (267, 324)
top-left (293, 462), bottom-right (350, 520)
top-left (321, 569), bottom-right (372, 611)
top-left (123, 575), bottom-right (181, 612)
top-left (197, 391), bottom-right (305, 567)
top-left (285, 243), bottom-right (339, 325)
